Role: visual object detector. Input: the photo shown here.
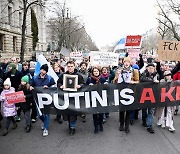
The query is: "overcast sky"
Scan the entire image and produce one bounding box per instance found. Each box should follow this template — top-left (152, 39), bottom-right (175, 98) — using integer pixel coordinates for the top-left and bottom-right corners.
top-left (66, 0), bottom-right (158, 48)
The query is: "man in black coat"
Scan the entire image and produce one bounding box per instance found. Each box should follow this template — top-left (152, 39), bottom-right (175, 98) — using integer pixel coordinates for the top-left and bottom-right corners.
top-left (57, 61), bottom-right (84, 135)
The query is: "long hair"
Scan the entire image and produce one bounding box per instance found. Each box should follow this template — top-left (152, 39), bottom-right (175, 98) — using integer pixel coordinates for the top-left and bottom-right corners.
top-left (18, 83), bottom-right (30, 91)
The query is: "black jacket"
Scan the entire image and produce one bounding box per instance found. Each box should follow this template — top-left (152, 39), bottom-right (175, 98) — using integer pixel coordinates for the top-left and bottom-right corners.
top-left (18, 85), bottom-right (33, 112)
top-left (140, 70), bottom-right (158, 82)
top-left (4, 70), bottom-right (23, 91)
top-left (57, 70), bottom-right (84, 122)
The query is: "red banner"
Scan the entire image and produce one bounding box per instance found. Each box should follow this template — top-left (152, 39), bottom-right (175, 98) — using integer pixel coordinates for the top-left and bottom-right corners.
top-left (5, 91), bottom-right (26, 104)
top-left (125, 35), bottom-right (142, 47)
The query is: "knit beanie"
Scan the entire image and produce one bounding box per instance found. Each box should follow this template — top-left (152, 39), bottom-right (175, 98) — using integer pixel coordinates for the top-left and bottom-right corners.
top-left (40, 64), bottom-right (48, 72)
top-left (4, 78), bottom-right (11, 86)
top-left (21, 75), bottom-right (29, 83)
top-left (8, 63), bottom-right (17, 75)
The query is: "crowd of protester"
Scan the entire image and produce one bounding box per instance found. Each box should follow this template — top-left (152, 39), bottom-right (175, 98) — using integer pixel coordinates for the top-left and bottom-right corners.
top-left (0, 53), bottom-right (180, 137)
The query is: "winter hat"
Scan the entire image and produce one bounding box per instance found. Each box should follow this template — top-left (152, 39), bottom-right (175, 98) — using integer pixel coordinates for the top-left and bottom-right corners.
top-left (147, 63), bottom-right (155, 67)
top-left (123, 57), bottom-right (131, 63)
top-left (21, 75), bottom-right (29, 83)
top-left (8, 63), bottom-right (17, 75)
top-left (4, 78), bottom-right (11, 86)
top-left (40, 64), bottom-right (48, 72)
top-left (132, 64), bottom-right (139, 70)
top-left (164, 70), bottom-right (172, 77)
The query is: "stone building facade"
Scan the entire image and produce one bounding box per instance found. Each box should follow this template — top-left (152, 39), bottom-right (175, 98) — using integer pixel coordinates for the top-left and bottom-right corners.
top-left (0, 0), bottom-right (46, 61)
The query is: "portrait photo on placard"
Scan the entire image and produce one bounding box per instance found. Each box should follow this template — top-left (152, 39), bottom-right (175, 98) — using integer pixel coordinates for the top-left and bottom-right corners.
top-left (63, 74), bottom-right (78, 91)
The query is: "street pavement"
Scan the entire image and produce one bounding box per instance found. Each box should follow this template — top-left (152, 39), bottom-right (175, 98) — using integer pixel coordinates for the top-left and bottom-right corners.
top-left (0, 112), bottom-right (180, 154)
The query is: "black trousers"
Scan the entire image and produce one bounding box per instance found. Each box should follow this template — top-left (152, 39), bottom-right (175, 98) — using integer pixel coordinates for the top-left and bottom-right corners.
top-left (119, 111), bottom-right (130, 128)
top-left (93, 114), bottom-right (103, 128)
top-left (6, 116), bottom-right (16, 129)
top-left (31, 102), bottom-right (37, 120)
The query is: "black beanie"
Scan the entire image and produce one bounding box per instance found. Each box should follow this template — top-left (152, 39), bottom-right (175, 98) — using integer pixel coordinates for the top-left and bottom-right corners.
top-left (40, 64), bottom-right (48, 72)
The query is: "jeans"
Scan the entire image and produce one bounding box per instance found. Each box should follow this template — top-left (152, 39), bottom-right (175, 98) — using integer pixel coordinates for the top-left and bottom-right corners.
top-left (142, 108), bottom-right (154, 128)
top-left (23, 110), bottom-right (31, 126)
top-left (69, 121), bottom-right (76, 129)
top-left (40, 114), bottom-right (50, 130)
top-left (130, 110), bottom-right (139, 120)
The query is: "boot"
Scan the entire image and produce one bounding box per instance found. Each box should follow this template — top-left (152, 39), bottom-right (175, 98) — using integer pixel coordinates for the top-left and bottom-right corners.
top-left (70, 128), bottom-right (75, 135)
top-left (2, 129), bottom-right (8, 136)
top-left (119, 125), bottom-right (124, 131)
top-left (25, 125), bottom-right (31, 133)
top-left (125, 127), bottom-right (130, 133)
top-left (147, 127), bottom-right (155, 134)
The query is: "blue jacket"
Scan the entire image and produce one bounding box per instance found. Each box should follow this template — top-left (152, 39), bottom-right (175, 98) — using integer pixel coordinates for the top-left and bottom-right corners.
top-left (32, 73), bottom-right (55, 87)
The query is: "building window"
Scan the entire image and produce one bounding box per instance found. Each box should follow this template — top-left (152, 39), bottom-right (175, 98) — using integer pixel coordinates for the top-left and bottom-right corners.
top-left (0, 34), bottom-right (4, 51)
top-left (13, 36), bottom-right (17, 52)
top-left (19, 12), bottom-right (22, 28)
top-left (8, 6), bottom-right (12, 25)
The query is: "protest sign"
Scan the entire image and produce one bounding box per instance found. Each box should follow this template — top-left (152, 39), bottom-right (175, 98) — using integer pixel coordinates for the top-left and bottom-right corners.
top-left (125, 35), bottom-right (142, 48)
top-left (90, 51), bottom-right (119, 66)
top-left (6, 91), bottom-right (25, 104)
top-left (127, 49), bottom-right (140, 59)
top-left (70, 51), bottom-right (83, 63)
top-left (158, 40), bottom-right (180, 61)
top-left (34, 81), bottom-right (180, 115)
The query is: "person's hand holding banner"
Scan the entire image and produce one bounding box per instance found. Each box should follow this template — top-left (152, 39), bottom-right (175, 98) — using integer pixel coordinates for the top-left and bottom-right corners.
top-left (76, 85), bottom-right (81, 89)
top-left (60, 85), bottom-right (64, 89)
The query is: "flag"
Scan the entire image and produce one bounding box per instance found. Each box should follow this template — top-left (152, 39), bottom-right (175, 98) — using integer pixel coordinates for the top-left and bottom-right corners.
top-left (34, 54), bottom-right (59, 83)
top-left (113, 38), bottom-right (126, 52)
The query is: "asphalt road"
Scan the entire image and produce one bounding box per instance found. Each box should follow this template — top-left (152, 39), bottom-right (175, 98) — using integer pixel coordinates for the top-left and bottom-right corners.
top-left (0, 112), bottom-right (180, 154)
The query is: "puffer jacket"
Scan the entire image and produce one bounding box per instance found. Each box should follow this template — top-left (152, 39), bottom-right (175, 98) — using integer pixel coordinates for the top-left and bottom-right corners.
top-left (0, 87), bottom-right (16, 117)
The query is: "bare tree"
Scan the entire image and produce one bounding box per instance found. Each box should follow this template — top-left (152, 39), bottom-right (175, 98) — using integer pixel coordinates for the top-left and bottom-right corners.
top-left (20, 0), bottom-right (45, 62)
top-left (156, 0), bottom-right (180, 41)
top-left (46, 0), bottom-right (98, 52)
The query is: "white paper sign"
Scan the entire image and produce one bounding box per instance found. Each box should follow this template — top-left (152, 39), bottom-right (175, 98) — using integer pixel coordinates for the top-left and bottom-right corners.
top-left (90, 51), bottom-right (119, 66)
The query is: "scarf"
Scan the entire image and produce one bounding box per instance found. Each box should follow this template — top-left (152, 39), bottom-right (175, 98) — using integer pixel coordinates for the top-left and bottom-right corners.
top-left (101, 73), bottom-right (109, 79)
top-left (91, 75), bottom-right (100, 84)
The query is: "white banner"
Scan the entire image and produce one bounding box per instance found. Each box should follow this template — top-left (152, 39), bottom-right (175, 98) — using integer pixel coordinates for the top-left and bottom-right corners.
top-left (90, 51), bottom-right (119, 66)
top-left (70, 51), bottom-right (83, 63)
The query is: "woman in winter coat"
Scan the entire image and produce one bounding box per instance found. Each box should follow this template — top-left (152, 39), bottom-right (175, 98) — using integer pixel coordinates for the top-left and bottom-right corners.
top-left (101, 67), bottom-right (115, 122)
top-left (86, 67), bottom-right (107, 134)
top-left (18, 75), bottom-right (33, 133)
top-left (0, 78), bottom-right (17, 136)
top-left (155, 71), bottom-right (175, 132)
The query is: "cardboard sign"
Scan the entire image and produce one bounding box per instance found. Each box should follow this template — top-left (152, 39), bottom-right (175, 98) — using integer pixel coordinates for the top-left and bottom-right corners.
top-left (127, 49), bottom-right (140, 59)
top-left (125, 35), bottom-right (142, 48)
top-left (5, 91), bottom-right (26, 104)
top-left (158, 40), bottom-right (180, 61)
top-left (90, 51), bottom-right (119, 66)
